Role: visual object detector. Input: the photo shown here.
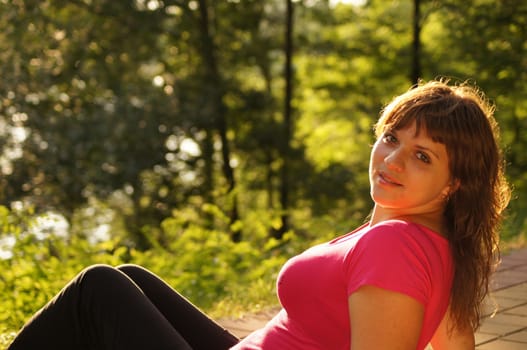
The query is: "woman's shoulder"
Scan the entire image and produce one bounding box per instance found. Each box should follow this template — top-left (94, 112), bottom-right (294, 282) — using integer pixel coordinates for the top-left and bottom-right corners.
top-left (345, 220), bottom-right (452, 305)
top-left (367, 219), bottom-right (423, 236)
top-left (359, 219), bottom-right (449, 252)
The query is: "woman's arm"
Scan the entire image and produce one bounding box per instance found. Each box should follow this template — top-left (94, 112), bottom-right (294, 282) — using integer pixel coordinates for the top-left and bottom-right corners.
top-left (429, 306), bottom-right (475, 350)
top-left (348, 285), bottom-right (424, 349)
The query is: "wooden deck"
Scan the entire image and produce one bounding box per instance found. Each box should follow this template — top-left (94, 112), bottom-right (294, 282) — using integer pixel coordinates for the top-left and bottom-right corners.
top-left (475, 247), bottom-right (527, 349)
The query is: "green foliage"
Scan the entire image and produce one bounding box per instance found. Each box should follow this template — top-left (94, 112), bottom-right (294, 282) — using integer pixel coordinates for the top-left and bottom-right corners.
top-left (1, 0), bottom-right (526, 243)
top-left (0, 205), bottom-right (314, 348)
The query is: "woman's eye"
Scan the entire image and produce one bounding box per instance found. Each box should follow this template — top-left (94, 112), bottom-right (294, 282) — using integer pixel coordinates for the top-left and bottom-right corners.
top-left (383, 133), bottom-right (397, 143)
top-left (416, 151), bottom-right (430, 163)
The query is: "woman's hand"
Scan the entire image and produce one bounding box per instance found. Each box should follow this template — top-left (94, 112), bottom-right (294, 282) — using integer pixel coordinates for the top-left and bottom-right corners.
top-left (348, 285), bottom-right (424, 349)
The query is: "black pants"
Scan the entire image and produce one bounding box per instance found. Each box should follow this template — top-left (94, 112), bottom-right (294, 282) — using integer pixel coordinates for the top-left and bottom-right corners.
top-left (8, 264), bottom-right (240, 350)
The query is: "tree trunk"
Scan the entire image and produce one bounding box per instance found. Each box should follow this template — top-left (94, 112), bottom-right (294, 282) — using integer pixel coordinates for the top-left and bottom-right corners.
top-left (197, 0), bottom-right (241, 241)
top-left (411, 0), bottom-right (422, 84)
top-left (277, 0), bottom-right (294, 239)
top-left (202, 129), bottom-right (214, 206)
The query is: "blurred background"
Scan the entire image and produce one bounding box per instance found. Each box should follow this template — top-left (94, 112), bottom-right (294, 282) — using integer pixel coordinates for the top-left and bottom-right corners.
top-left (1, 0), bottom-right (526, 344)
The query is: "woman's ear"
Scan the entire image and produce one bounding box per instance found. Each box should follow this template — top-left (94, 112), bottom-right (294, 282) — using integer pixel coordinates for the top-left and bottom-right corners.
top-left (441, 178), bottom-right (460, 201)
top-left (450, 178), bottom-right (461, 193)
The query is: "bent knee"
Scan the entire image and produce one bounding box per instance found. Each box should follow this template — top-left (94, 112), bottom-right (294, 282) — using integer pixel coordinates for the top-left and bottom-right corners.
top-left (116, 263), bottom-right (142, 271)
top-left (79, 264), bottom-right (116, 275)
top-left (77, 264), bottom-right (127, 287)
top-left (116, 264), bottom-right (152, 279)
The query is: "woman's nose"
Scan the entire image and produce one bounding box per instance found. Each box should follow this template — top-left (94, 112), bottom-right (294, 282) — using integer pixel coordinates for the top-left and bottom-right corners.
top-left (384, 149), bottom-right (404, 172)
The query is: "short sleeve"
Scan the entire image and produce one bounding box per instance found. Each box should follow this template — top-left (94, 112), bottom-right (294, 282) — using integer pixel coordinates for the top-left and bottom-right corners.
top-left (344, 222), bottom-right (432, 305)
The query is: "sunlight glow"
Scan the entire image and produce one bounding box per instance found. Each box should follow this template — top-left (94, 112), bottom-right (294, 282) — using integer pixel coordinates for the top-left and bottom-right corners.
top-left (180, 138), bottom-right (201, 157)
top-left (330, 0), bottom-right (367, 7)
top-left (88, 224), bottom-right (111, 244)
top-left (0, 236), bottom-right (15, 260)
top-left (30, 212), bottom-right (70, 240)
top-left (153, 75), bottom-right (165, 87)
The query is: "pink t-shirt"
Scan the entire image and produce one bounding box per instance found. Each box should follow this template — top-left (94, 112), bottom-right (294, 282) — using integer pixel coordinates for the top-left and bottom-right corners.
top-left (231, 220), bottom-right (453, 350)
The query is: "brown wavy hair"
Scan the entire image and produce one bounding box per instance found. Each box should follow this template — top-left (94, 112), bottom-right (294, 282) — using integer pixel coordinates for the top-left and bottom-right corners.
top-left (374, 79), bottom-right (511, 331)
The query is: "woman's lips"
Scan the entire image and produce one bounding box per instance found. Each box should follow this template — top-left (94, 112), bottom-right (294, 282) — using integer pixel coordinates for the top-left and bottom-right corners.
top-left (379, 171), bottom-right (402, 186)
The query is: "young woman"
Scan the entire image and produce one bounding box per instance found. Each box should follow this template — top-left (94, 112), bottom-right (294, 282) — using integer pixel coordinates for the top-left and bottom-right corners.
top-left (8, 80), bottom-right (510, 350)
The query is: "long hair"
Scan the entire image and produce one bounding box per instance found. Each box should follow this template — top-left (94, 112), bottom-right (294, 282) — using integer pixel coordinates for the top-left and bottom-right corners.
top-left (374, 79), bottom-right (511, 331)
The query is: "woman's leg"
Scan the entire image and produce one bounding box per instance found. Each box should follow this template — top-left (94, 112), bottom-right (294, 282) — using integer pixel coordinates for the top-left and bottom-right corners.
top-left (117, 264), bottom-right (239, 350)
top-left (8, 264), bottom-right (192, 350)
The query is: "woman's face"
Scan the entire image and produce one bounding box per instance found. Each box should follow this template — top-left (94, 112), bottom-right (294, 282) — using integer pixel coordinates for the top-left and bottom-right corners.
top-left (369, 121), bottom-right (454, 217)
